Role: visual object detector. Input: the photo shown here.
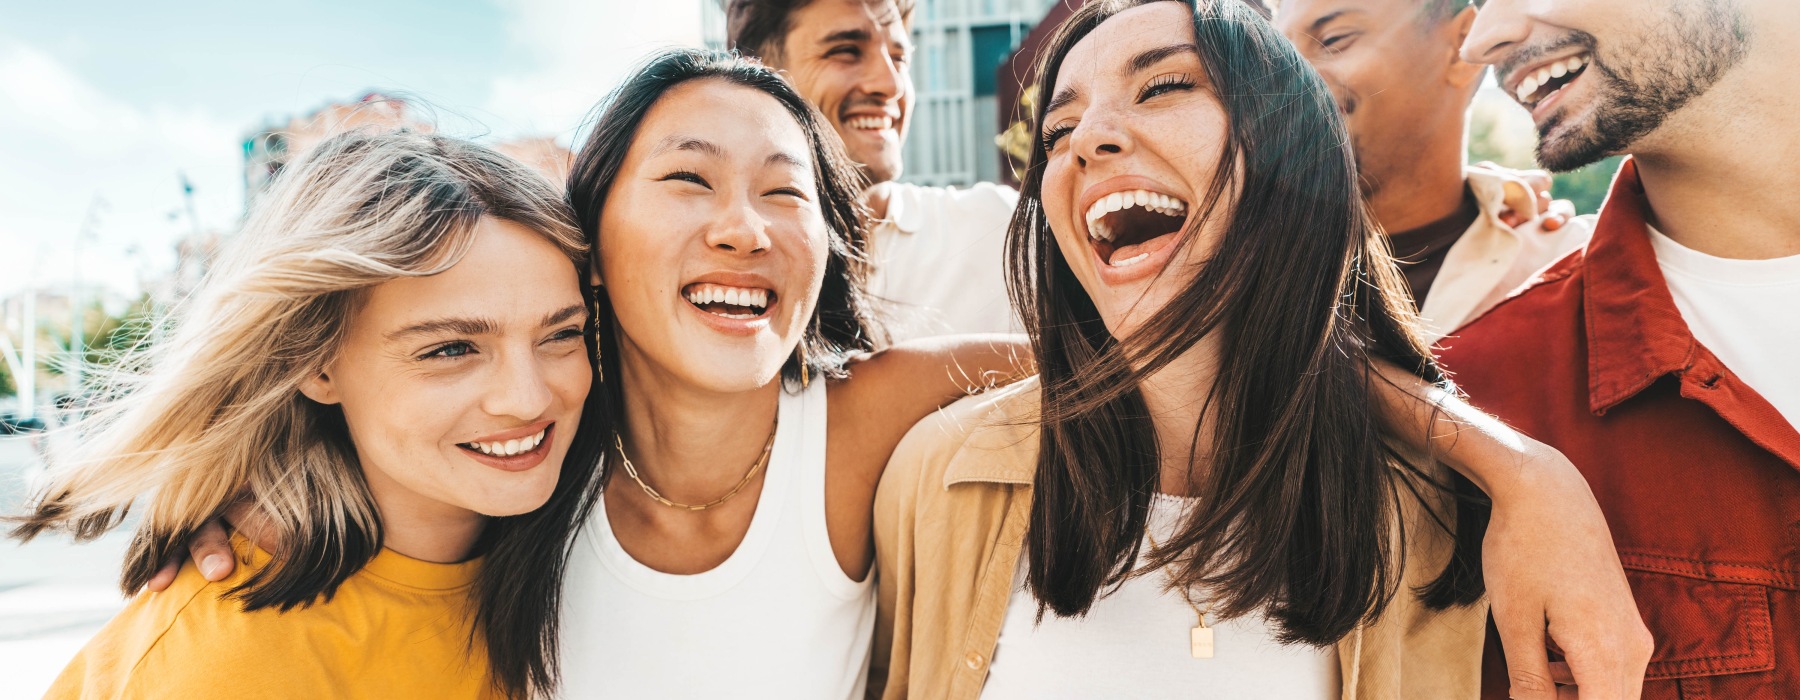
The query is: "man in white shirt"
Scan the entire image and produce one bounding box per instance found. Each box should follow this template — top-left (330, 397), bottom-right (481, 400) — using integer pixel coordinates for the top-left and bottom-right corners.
top-left (1276, 0), bottom-right (1589, 340)
top-left (727, 0), bottom-right (1018, 338)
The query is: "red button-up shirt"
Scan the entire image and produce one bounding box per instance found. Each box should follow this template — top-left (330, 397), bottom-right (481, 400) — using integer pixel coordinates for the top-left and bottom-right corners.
top-left (1440, 158), bottom-right (1800, 699)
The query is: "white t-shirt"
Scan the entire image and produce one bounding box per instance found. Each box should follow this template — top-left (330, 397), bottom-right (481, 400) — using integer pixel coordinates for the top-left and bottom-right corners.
top-left (1649, 226), bottom-right (1800, 429)
top-left (980, 493), bottom-right (1341, 699)
top-left (869, 182), bottom-right (1021, 339)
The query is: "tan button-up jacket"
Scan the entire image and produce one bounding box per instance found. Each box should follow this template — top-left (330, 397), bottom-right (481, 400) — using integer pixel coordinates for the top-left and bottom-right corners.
top-left (869, 378), bottom-right (1488, 699)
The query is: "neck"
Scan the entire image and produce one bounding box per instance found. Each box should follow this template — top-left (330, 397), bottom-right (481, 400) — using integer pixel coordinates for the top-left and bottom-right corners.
top-left (361, 472), bottom-right (486, 564)
top-left (1367, 130), bottom-right (1468, 235)
top-left (1136, 334), bottom-right (1225, 498)
top-left (1631, 43), bottom-right (1800, 260)
top-left (613, 340), bottom-right (781, 504)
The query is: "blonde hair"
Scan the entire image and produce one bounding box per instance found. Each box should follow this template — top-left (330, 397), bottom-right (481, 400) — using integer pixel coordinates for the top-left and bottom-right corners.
top-left (11, 129), bottom-right (587, 609)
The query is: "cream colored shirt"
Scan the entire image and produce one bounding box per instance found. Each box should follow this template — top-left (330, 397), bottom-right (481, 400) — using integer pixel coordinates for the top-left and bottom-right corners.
top-left (871, 378), bottom-right (1488, 700)
top-left (1421, 168), bottom-right (1594, 342)
top-left (868, 182), bottom-right (1022, 339)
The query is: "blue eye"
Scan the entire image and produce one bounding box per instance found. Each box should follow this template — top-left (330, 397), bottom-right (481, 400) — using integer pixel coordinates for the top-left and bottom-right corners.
top-left (422, 341), bottom-right (475, 360)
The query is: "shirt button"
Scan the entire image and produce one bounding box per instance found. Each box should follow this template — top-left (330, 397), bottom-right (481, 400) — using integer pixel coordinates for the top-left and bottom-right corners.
top-left (965, 652), bottom-right (986, 670)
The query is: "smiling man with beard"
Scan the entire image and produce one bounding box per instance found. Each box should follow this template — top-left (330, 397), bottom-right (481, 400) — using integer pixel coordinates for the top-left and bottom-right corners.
top-left (728, 0), bottom-right (1020, 339)
top-left (1276, 0), bottom-right (1590, 339)
top-left (1443, 0), bottom-right (1800, 698)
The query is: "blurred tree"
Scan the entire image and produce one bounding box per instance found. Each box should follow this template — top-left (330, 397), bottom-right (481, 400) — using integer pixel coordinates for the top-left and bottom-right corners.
top-left (1468, 91), bottom-right (1622, 215)
top-left (0, 350), bottom-right (13, 396)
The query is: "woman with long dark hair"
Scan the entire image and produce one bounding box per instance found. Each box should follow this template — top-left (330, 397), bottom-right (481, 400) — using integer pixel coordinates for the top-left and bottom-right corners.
top-left (871, 1), bottom-right (1648, 698)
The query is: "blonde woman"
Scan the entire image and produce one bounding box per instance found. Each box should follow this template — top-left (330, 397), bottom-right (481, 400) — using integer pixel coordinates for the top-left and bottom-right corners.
top-left (10, 130), bottom-right (604, 700)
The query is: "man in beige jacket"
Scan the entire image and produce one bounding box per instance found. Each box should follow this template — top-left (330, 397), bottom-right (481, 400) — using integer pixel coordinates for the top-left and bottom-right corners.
top-left (1276, 0), bottom-right (1591, 341)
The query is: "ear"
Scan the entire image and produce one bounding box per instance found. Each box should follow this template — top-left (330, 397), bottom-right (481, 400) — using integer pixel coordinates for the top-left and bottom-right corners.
top-left (588, 249), bottom-right (605, 287)
top-left (1446, 6), bottom-right (1486, 90)
top-left (298, 367), bottom-right (342, 406)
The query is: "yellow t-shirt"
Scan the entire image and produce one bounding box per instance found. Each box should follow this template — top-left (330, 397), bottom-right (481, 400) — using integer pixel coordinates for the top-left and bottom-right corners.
top-left (47, 534), bottom-right (499, 699)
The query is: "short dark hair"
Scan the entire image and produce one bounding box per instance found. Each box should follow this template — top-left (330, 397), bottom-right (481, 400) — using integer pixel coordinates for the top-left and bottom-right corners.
top-left (726, 0), bottom-right (916, 62)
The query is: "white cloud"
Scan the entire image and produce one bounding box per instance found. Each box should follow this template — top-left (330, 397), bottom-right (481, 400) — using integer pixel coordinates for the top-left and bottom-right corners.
top-left (0, 41), bottom-right (242, 299)
top-left (481, 0), bottom-right (708, 141)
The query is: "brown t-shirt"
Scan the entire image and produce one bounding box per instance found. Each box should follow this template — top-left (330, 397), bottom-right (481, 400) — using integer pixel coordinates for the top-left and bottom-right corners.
top-left (1387, 185), bottom-right (1480, 307)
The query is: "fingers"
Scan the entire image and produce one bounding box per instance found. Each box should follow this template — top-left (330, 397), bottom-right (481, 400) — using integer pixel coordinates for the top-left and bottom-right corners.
top-left (1495, 605), bottom-right (1560, 700)
top-left (142, 553), bottom-right (182, 593)
top-left (187, 519), bottom-right (235, 582)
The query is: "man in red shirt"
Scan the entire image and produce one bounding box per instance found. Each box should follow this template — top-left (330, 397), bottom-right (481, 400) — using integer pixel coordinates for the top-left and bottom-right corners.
top-left (1451, 1), bottom-right (1800, 698)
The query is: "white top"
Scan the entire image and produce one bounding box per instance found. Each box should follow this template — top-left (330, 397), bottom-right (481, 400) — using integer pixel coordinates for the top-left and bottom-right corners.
top-left (980, 494), bottom-right (1340, 699)
top-left (1649, 226), bottom-right (1800, 428)
top-left (869, 181), bottom-right (1022, 339)
top-left (559, 381), bottom-right (876, 699)
top-left (1422, 167), bottom-right (1594, 342)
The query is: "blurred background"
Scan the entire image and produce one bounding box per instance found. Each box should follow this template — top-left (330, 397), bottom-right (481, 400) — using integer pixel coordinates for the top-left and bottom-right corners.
top-left (0, 1), bottom-right (1616, 695)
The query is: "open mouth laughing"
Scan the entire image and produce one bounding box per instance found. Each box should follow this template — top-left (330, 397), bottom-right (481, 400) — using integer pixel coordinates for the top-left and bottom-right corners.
top-left (1083, 188), bottom-right (1190, 271)
top-left (1511, 52), bottom-right (1591, 113)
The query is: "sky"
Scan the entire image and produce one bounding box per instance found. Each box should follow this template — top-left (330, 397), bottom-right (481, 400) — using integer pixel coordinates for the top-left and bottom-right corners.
top-left (0, 0), bottom-right (708, 300)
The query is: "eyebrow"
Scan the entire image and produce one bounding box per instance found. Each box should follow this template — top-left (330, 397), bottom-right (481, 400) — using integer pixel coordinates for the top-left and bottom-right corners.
top-left (652, 136), bottom-right (725, 159)
top-left (1044, 43), bottom-right (1202, 118)
top-left (386, 304), bottom-right (586, 342)
top-left (1127, 43), bottom-right (1201, 74)
top-left (387, 316), bottom-right (499, 341)
top-left (820, 28), bottom-right (872, 44)
top-left (540, 303), bottom-right (586, 328)
top-left (1309, 9), bottom-right (1351, 35)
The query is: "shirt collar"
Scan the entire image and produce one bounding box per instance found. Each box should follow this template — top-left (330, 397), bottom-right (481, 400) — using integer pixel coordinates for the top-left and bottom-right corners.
top-left (942, 378), bottom-right (1042, 488)
top-left (1582, 157), bottom-right (1700, 414)
top-left (877, 182), bottom-right (926, 236)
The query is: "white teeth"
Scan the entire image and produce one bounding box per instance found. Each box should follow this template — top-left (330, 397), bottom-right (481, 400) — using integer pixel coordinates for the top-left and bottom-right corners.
top-left (1109, 252), bottom-right (1151, 267)
top-left (683, 283), bottom-right (771, 313)
top-left (1083, 189), bottom-right (1188, 240)
top-left (846, 115), bottom-right (893, 130)
top-left (467, 428), bottom-right (547, 457)
top-left (1518, 76), bottom-right (1539, 102)
top-left (1534, 67), bottom-right (1552, 87)
top-left (1550, 62), bottom-right (1567, 79)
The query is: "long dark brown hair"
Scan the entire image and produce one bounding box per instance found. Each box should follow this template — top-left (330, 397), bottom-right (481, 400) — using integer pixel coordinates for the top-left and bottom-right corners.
top-left (1010, 0), bottom-right (1486, 645)
top-left (471, 48), bottom-right (883, 697)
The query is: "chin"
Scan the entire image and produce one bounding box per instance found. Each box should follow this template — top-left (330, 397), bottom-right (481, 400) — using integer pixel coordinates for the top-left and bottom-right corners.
top-left (467, 477), bottom-right (561, 517)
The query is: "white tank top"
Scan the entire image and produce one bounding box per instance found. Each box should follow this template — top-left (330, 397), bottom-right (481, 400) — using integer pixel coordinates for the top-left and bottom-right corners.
top-left (559, 381), bottom-right (876, 699)
top-left (980, 493), bottom-right (1340, 699)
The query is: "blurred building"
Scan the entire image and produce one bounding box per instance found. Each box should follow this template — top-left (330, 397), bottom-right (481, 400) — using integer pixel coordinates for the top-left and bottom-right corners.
top-left (702, 0), bottom-right (1061, 187)
top-left (242, 91), bottom-right (426, 206)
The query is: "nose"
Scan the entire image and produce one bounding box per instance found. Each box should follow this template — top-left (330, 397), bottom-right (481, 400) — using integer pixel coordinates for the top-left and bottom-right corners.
top-left (857, 47), bottom-right (904, 103)
top-left (1069, 108), bottom-right (1130, 169)
top-left (1461, 0), bottom-right (1531, 66)
top-left (483, 347), bottom-right (556, 422)
top-left (703, 194), bottom-right (773, 255)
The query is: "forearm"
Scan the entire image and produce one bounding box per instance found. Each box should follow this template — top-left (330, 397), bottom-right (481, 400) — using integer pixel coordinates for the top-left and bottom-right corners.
top-left (1367, 359), bottom-right (1559, 500)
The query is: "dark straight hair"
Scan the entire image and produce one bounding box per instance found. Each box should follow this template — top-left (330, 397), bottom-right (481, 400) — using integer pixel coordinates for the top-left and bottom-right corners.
top-left (489, 47), bottom-right (881, 692)
top-left (1008, 0), bottom-right (1486, 645)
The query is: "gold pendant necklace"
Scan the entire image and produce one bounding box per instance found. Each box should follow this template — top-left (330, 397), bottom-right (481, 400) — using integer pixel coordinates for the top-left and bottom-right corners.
top-left (613, 418), bottom-right (777, 511)
top-left (1146, 530), bottom-right (1215, 659)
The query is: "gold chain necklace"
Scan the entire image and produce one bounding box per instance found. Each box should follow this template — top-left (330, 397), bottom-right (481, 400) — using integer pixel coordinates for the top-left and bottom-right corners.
top-left (1146, 530), bottom-right (1215, 659)
top-left (613, 418), bottom-right (777, 511)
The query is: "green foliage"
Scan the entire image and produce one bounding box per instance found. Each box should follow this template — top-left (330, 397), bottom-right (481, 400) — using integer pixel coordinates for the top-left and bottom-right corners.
top-left (1467, 90), bottom-right (1623, 216)
top-left (0, 351), bottom-right (13, 396)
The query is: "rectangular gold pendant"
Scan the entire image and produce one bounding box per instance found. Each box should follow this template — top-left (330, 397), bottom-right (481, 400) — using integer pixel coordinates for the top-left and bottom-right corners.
top-left (1190, 626), bottom-right (1215, 659)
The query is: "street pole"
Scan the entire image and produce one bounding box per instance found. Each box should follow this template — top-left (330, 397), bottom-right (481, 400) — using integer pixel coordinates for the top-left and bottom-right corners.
top-left (20, 284), bottom-right (35, 420)
top-left (70, 198), bottom-right (103, 395)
